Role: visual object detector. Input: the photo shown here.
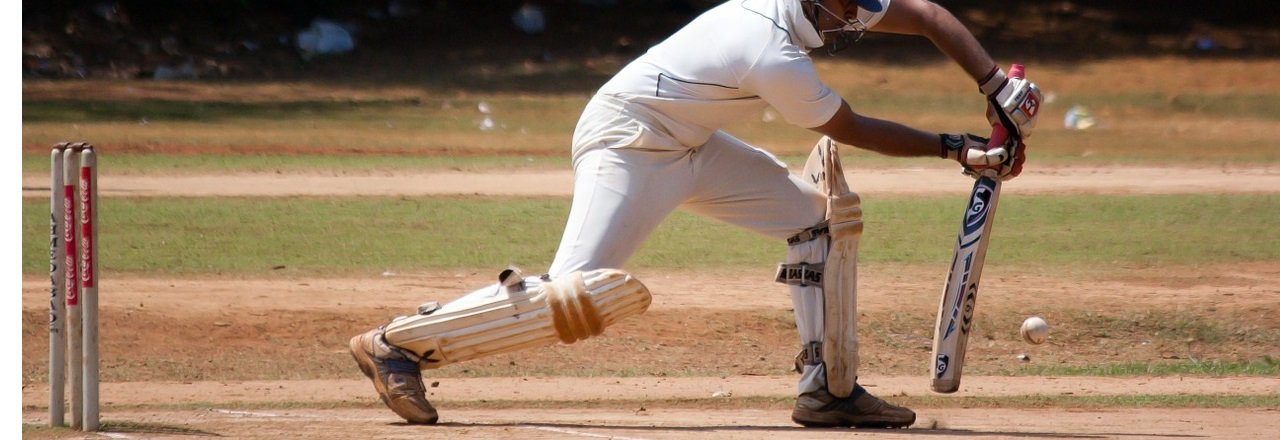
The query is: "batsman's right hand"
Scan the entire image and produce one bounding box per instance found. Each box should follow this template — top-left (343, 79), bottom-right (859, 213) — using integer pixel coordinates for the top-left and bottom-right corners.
top-left (939, 133), bottom-right (1025, 181)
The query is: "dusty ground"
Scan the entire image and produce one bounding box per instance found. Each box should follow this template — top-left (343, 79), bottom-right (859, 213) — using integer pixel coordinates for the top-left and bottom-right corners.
top-left (19, 166), bottom-right (1280, 198)
top-left (23, 406), bottom-right (1280, 439)
top-left (19, 266), bottom-right (1280, 439)
top-left (20, 167), bottom-right (1280, 438)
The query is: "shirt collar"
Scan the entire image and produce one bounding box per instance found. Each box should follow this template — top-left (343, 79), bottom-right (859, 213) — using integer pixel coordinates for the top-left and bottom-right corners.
top-left (741, 0), bottom-right (825, 49)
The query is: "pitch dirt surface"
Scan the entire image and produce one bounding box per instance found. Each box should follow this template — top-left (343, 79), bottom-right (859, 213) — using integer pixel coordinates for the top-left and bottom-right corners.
top-left (19, 268), bottom-right (1280, 439)
top-left (19, 165), bottom-right (1280, 198)
top-left (21, 167), bottom-right (1280, 439)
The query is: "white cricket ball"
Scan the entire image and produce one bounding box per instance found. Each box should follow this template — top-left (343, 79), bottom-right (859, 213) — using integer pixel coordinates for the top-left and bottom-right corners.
top-left (1020, 316), bottom-right (1049, 345)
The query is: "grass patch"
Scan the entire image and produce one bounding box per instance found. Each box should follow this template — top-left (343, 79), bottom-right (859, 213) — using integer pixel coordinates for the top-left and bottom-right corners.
top-left (1014, 357), bottom-right (1280, 377)
top-left (18, 151), bottom-right (906, 174)
top-left (20, 153), bottom-right (571, 174)
top-left (1059, 310), bottom-right (1280, 347)
top-left (434, 393), bottom-right (1280, 410)
top-left (902, 394), bottom-right (1280, 410)
top-left (1069, 92), bottom-right (1280, 121)
top-left (20, 194), bottom-right (1280, 276)
top-left (22, 59), bottom-right (1280, 167)
top-left (99, 420), bottom-right (218, 436)
top-left (22, 95), bottom-right (585, 154)
top-left (20, 424), bottom-right (77, 440)
top-left (22, 420), bottom-right (217, 438)
top-left (87, 399), bottom-right (383, 412)
top-left (21, 304), bottom-right (1279, 382)
top-left (72, 394), bottom-right (1280, 413)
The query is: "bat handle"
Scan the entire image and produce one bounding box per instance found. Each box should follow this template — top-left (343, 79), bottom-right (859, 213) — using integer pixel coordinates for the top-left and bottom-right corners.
top-left (986, 124), bottom-right (1009, 148)
top-left (1008, 63), bottom-right (1025, 80)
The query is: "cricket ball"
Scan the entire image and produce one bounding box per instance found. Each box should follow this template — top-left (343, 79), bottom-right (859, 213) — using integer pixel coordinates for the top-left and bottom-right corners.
top-left (1020, 316), bottom-right (1049, 345)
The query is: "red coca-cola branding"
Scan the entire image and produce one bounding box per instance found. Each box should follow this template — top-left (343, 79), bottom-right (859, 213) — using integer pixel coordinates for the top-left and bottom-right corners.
top-left (63, 185), bottom-right (79, 306)
top-left (80, 167), bottom-right (95, 288)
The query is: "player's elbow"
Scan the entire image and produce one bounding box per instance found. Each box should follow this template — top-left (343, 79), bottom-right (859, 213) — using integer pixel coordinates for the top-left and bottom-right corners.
top-left (811, 102), bottom-right (858, 144)
top-left (917, 2), bottom-right (964, 42)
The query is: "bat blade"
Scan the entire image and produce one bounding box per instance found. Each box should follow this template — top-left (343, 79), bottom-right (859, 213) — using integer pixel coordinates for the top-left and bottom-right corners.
top-left (930, 174), bottom-right (1002, 393)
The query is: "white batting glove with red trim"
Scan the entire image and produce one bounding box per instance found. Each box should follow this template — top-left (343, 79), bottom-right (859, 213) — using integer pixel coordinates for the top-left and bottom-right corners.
top-left (979, 65), bottom-right (1043, 139)
top-left (940, 133), bottom-right (1025, 181)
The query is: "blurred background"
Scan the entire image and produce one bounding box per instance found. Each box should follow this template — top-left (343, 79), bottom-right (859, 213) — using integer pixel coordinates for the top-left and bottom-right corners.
top-left (23, 0), bottom-right (1280, 84)
top-left (18, 2), bottom-right (1280, 419)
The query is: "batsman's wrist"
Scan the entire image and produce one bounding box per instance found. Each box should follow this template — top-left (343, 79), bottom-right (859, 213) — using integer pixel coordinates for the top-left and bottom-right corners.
top-left (939, 133), bottom-right (963, 160)
top-left (978, 66), bottom-right (1006, 97)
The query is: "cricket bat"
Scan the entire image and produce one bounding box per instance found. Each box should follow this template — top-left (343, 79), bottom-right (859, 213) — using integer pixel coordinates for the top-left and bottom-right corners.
top-left (930, 64), bottom-right (1025, 394)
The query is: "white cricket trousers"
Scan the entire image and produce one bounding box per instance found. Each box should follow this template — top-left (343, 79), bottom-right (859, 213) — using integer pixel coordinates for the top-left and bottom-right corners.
top-left (436, 95), bottom-right (838, 395)
top-left (548, 95), bottom-right (828, 277)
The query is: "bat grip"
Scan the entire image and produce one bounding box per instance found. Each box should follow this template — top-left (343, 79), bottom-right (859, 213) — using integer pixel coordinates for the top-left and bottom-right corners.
top-left (986, 124), bottom-right (1009, 148)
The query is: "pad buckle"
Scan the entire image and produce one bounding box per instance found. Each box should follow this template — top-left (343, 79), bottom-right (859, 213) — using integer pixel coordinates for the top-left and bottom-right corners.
top-left (416, 301), bottom-right (441, 316)
top-left (793, 341), bottom-right (824, 373)
top-left (803, 342), bottom-right (823, 365)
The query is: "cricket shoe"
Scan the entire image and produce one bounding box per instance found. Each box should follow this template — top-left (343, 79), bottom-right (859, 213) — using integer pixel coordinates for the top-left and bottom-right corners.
top-left (791, 384), bottom-right (916, 428)
top-left (349, 327), bottom-right (439, 424)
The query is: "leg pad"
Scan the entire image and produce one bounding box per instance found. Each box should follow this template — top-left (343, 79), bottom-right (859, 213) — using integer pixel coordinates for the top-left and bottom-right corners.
top-left (384, 269), bottom-right (651, 369)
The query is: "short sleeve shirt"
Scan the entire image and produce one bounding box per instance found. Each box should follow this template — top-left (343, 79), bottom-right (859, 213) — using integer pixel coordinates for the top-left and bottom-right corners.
top-left (593, 0), bottom-right (889, 148)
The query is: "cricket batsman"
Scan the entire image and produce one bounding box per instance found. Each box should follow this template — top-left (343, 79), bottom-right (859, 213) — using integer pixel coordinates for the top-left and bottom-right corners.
top-left (350, 0), bottom-right (1041, 428)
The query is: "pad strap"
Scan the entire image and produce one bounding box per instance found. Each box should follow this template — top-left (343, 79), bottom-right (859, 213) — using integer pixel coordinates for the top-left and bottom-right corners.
top-left (793, 341), bottom-right (824, 373)
top-left (801, 341), bottom-right (823, 365)
top-left (786, 221), bottom-right (829, 245)
top-left (776, 262), bottom-right (824, 287)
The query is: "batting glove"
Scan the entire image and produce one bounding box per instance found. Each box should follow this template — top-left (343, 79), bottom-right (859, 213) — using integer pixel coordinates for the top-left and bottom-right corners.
top-left (940, 133), bottom-right (1025, 181)
top-left (979, 65), bottom-right (1043, 140)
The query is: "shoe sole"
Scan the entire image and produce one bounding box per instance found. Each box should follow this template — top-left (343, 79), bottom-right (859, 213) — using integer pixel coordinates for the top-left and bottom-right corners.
top-left (792, 409), bottom-right (915, 429)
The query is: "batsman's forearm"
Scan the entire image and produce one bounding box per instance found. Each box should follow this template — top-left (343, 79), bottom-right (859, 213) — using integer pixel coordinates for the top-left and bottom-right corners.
top-left (917, 2), bottom-right (998, 84)
top-left (818, 104), bottom-right (939, 157)
top-left (870, 0), bottom-right (996, 83)
top-left (846, 116), bottom-right (940, 157)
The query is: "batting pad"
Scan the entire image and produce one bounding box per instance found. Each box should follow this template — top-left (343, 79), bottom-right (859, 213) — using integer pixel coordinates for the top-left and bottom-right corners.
top-left (822, 192), bottom-right (862, 397)
top-left (783, 137), bottom-right (863, 398)
top-left (383, 269), bottom-right (651, 369)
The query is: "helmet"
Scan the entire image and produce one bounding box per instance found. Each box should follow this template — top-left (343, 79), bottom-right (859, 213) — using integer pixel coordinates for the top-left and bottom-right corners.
top-left (801, 0), bottom-right (888, 54)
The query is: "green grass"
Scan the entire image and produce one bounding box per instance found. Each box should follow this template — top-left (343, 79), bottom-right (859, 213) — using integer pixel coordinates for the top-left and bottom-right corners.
top-left (22, 420), bottom-right (216, 437)
top-left (1072, 310), bottom-right (1237, 344)
top-left (22, 95), bottom-right (587, 153)
top-left (22, 96), bottom-right (588, 129)
top-left (906, 394), bottom-right (1280, 409)
top-left (36, 394), bottom-right (1280, 413)
top-left (18, 151), bottom-right (918, 174)
top-left (439, 393), bottom-right (1280, 410)
top-left (20, 152), bottom-right (571, 174)
top-left (872, 193), bottom-right (1280, 266)
top-left (20, 193), bottom-right (1280, 276)
top-left (23, 74), bottom-right (1280, 168)
top-left (1014, 357), bottom-right (1280, 377)
top-left (1068, 92), bottom-right (1280, 121)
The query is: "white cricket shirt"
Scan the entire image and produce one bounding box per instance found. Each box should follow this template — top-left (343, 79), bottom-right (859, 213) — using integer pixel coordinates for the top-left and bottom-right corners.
top-left (592, 0), bottom-right (889, 149)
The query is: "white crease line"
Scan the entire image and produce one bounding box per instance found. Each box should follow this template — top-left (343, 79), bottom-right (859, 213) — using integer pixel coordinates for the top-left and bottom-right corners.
top-left (212, 409), bottom-right (282, 418)
top-left (209, 409), bottom-right (381, 422)
top-left (101, 433), bottom-right (133, 439)
top-left (530, 426), bottom-right (653, 440)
